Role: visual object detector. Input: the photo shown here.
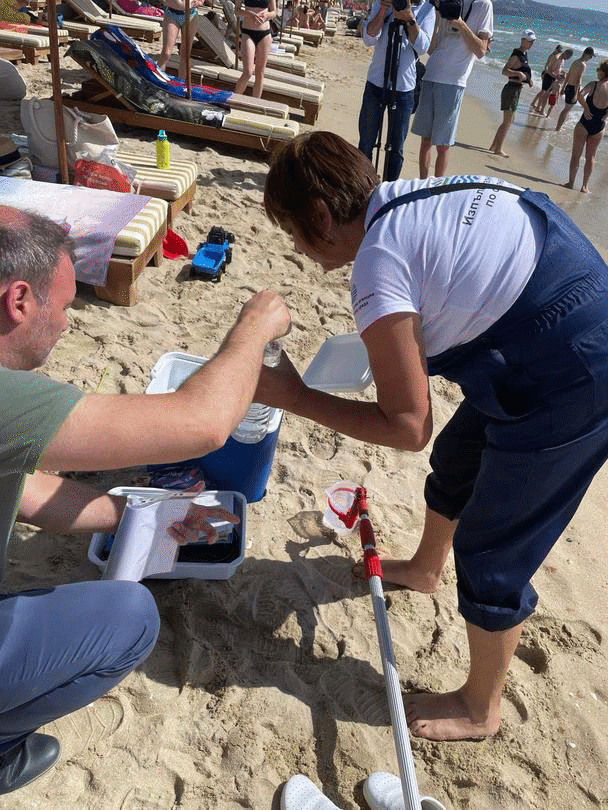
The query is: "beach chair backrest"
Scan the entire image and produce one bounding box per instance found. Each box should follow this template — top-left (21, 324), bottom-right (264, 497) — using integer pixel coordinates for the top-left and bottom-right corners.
top-left (194, 15), bottom-right (234, 69)
top-left (64, 0), bottom-right (109, 21)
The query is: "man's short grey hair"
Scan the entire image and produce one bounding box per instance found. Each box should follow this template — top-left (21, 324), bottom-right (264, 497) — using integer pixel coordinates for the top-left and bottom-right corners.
top-left (0, 209), bottom-right (74, 300)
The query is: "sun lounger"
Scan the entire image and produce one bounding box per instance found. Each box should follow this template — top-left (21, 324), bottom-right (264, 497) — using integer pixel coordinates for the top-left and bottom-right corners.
top-left (64, 35), bottom-right (299, 151)
top-left (191, 15), bottom-right (307, 76)
top-left (0, 45), bottom-right (25, 63)
top-left (0, 21), bottom-right (68, 62)
top-left (102, 195), bottom-right (167, 305)
top-left (2, 176), bottom-right (168, 305)
top-left (63, 0), bottom-right (162, 42)
top-left (282, 26), bottom-right (323, 46)
top-left (169, 55), bottom-right (323, 124)
top-left (115, 149), bottom-right (196, 226)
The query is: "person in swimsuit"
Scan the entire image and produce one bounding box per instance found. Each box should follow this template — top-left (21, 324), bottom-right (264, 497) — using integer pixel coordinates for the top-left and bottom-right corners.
top-left (234, 0), bottom-right (277, 98)
top-left (488, 29), bottom-right (535, 157)
top-left (565, 59), bottom-right (608, 193)
top-left (157, 0), bottom-right (207, 79)
top-left (556, 47), bottom-right (595, 132)
top-left (530, 45), bottom-right (572, 115)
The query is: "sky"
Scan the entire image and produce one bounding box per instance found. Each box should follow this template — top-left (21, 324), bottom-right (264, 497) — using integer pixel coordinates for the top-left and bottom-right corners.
top-left (540, 0), bottom-right (608, 11)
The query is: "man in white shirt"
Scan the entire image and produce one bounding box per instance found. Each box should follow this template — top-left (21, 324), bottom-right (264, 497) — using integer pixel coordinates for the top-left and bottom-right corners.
top-left (357, 0), bottom-right (436, 180)
top-left (411, 0), bottom-right (493, 178)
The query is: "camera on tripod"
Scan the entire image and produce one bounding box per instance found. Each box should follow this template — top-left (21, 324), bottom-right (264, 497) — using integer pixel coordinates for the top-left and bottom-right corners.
top-left (432, 0), bottom-right (462, 20)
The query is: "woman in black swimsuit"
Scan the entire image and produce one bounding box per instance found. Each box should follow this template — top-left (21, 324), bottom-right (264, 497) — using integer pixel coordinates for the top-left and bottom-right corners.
top-left (565, 60), bottom-right (608, 193)
top-left (235, 0), bottom-right (277, 97)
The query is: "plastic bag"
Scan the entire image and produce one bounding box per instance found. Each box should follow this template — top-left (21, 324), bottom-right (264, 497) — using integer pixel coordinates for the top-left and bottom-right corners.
top-left (73, 148), bottom-right (137, 193)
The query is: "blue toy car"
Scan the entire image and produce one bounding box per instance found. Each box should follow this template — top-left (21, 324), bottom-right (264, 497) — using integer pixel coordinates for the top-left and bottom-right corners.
top-left (191, 226), bottom-right (235, 281)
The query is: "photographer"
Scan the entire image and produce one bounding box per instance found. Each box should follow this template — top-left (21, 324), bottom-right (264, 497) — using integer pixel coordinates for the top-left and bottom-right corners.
top-left (357, 0), bottom-right (435, 181)
top-left (411, 0), bottom-right (493, 178)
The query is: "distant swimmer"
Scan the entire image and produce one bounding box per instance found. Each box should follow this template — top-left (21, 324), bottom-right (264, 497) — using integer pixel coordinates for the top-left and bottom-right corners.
top-left (564, 60), bottom-right (608, 193)
top-left (556, 46), bottom-right (595, 131)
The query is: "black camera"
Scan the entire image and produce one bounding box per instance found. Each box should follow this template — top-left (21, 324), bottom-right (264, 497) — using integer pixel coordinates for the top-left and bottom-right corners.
top-left (392, 0), bottom-right (410, 11)
top-left (436, 0), bottom-right (462, 20)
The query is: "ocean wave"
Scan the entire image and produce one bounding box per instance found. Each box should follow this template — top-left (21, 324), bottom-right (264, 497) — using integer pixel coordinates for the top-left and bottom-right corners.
top-left (493, 28), bottom-right (514, 36)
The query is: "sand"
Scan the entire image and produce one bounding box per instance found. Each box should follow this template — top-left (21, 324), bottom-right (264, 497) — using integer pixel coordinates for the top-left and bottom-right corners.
top-left (1, 19), bottom-right (608, 810)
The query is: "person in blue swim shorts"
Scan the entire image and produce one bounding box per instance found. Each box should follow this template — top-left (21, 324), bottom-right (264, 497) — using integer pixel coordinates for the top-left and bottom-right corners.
top-left (260, 130), bottom-right (608, 742)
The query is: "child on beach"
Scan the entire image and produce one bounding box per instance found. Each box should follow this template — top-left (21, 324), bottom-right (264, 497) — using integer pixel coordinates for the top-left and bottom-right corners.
top-left (564, 59), bottom-right (608, 193)
top-left (531, 45), bottom-right (572, 115)
top-left (488, 29), bottom-right (535, 157)
top-left (545, 73), bottom-right (565, 118)
top-left (261, 130), bottom-right (608, 744)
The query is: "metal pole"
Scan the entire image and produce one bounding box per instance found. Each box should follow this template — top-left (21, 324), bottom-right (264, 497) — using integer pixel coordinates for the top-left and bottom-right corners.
top-left (184, 0), bottom-right (192, 98)
top-left (235, 3), bottom-right (240, 72)
top-left (47, 0), bottom-right (69, 184)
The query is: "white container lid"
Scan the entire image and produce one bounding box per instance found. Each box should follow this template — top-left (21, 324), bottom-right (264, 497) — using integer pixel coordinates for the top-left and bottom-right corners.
top-left (302, 333), bottom-right (373, 393)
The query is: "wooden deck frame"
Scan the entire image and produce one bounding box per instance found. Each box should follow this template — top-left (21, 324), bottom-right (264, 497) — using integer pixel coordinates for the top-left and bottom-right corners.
top-left (94, 217), bottom-right (166, 306)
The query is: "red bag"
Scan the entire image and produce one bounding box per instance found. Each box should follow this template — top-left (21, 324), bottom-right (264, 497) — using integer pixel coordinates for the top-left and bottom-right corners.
top-left (73, 159), bottom-right (132, 193)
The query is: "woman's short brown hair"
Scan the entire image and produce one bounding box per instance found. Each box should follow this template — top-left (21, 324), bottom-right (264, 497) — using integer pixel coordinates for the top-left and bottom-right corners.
top-left (598, 60), bottom-right (608, 79)
top-left (264, 131), bottom-right (379, 246)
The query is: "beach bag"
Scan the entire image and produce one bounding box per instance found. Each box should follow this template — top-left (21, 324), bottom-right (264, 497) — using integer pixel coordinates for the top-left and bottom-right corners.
top-left (20, 98), bottom-right (119, 170)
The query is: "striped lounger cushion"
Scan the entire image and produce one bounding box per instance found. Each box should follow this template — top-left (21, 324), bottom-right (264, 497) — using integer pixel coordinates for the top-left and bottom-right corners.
top-left (116, 151), bottom-right (197, 201)
top-left (112, 196), bottom-right (167, 257)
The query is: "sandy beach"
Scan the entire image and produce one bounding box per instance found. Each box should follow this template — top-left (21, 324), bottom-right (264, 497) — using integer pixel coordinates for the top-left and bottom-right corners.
top-left (1, 18), bottom-right (608, 810)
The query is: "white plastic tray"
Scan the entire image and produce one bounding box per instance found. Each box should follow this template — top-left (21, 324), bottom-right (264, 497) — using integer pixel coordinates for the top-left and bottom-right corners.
top-left (88, 487), bottom-right (246, 581)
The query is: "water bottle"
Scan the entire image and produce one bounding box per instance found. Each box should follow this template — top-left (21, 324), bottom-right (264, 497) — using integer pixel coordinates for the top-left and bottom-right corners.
top-left (156, 129), bottom-right (170, 169)
top-left (231, 341), bottom-right (281, 444)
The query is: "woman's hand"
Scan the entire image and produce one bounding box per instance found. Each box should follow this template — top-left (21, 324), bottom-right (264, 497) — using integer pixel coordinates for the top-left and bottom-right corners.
top-left (254, 350), bottom-right (306, 412)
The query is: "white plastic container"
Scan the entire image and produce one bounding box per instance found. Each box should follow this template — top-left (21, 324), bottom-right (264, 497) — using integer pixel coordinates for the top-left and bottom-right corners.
top-left (302, 333), bottom-right (373, 393)
top-left (88, 487), bottom-right (246, 581)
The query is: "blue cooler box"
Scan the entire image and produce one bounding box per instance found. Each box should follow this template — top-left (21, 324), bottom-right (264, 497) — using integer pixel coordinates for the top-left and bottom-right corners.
top-left (146, 352), bottom-right (283, 502)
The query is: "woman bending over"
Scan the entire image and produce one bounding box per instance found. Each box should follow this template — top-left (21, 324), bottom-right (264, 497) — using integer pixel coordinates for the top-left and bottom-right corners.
top-left (235, 0), bottom-right (277, 98)
top-left (565, 60), bottom-right (608, 193)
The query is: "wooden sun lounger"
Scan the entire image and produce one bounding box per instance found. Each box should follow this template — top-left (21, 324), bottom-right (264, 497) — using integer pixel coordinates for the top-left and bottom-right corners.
top-left (99, 216), bottom-right (166, 306)
top-left (0, 45), bottom-right (25, 62)
top-left (0, 26), bottom-right (66, 64)
top-left (62, 0), bottom-right (162, 42)
top-left (62, 65), bottom-right (297, 153)
top-left (169, 56), bottom-right (322, 125)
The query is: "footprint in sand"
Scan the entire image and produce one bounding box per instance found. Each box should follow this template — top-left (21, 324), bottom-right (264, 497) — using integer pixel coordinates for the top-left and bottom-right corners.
top-left (45, 694), bottom-right (127, 757)
top-left (319, 668), bottom-right (390, 727)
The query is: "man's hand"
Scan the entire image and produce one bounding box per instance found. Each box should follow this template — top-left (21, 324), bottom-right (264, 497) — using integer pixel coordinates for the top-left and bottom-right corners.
top-left (169, 502), bottom-right (240, 545)
top-left (236, 290), bottom-right (291, 345)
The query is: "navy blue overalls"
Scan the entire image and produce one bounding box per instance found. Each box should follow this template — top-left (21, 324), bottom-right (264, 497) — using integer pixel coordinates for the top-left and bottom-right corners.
top-left (367, 184), bottom-right (608, 631)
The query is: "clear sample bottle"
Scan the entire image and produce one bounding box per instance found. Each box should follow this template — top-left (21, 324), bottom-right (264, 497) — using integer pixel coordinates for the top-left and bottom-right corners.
top-left (231, 341), bottom-right (282, 444)
top-left (156, 129), bottom-right (170, 169)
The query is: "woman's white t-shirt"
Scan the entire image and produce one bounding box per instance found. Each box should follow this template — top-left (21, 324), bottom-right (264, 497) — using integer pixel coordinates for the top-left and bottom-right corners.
top-left (351, 176), bottom-right (545, 358)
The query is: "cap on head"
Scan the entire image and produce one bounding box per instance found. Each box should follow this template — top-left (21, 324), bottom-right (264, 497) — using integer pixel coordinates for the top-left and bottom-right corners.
top-left (522, 29), bottom-right (536, 42)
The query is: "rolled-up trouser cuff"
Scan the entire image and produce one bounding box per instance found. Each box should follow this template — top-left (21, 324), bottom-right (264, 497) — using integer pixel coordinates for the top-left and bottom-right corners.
top-left (457, 581), bottom-right (539, 631)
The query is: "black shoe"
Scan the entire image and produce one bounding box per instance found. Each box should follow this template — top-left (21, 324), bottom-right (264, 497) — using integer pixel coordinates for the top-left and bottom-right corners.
top-left (0, 733), bottom-right (60, 795)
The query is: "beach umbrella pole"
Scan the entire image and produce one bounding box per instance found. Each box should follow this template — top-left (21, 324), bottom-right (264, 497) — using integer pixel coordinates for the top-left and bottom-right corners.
top-left (47, 0), bottom-right (69, 184)
top-left (185, 0), bottom-right (192, 98)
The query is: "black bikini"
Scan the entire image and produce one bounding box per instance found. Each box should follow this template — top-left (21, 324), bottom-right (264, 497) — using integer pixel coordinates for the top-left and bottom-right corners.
top-left (242, 0), bottom-right (272, 44)
top-left (241, 27), bottom-right (272, 44)
top-left (579, 82), bottom-right (608, 137)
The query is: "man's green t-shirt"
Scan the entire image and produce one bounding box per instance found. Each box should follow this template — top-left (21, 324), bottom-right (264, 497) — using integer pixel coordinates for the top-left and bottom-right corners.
top-left (0, 368), bottom-right (84, 581)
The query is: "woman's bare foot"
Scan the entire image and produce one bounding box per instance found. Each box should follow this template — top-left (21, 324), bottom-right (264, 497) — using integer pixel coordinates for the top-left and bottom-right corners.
top-left (352, 558), bottom-right (441, 593)
top-left (563, 181), bottom-right (574, 188)
top-left (406, 688), bottom-right (500, 741)
top-left (491, 149), bottom-right (509, 157)
top-left (581, 185), bottom-right (589, 193)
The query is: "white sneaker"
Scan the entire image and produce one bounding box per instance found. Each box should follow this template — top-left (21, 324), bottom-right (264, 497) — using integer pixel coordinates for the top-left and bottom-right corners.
top-left (281, 774), bottom-right (344, 810)
top-left (363, 772), bottom-right (447, 810)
